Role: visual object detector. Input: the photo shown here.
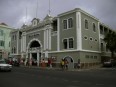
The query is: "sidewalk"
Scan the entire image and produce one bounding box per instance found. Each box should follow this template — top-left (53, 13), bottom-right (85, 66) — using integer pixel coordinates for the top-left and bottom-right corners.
top-left (20, 65), bottom-right (61, 71)
top-left (20, 65), bottom-right (103, 72)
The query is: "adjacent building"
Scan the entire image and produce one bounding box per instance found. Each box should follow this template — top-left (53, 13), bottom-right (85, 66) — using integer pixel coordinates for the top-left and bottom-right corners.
top-left (10, 8), bottom-right (115, 69)
top-left (0, 23), bottom-right (14, 59)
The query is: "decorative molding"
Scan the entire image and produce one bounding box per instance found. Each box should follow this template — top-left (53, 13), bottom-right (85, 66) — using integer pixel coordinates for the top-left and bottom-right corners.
top-left (27, 38), bottom-right (42, 51)
top-left (48, 49), bottom-right (101, 53)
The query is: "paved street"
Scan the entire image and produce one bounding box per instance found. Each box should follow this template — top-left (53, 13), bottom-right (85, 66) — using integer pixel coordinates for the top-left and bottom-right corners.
top-left (0, 67), bottom-right (116, 87)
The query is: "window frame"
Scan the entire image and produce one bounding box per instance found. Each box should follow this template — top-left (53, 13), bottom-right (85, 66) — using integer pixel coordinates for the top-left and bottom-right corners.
top-left (63, 38), bottom-right (68, 49)
top-left (68, 18), bottom-right (73, 29)
top-left (84, 19), bottom-right (89, 29)
top-left (63, 19), bottom-right (67, 29)
top-left (62, 37), bottom-right (74, 49)
top-left (93, 22), bottom-right (96, 32)
top-left (69, 38), bottom-right (74, 48)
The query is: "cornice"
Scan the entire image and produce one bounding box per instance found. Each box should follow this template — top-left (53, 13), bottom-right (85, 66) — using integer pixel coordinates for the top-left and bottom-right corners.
top-left (58, 8), bottom-right (99, 21)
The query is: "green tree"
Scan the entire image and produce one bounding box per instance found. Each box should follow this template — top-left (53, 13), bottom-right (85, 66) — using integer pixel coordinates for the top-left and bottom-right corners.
top-left (104, 32), bottom-right (116, 59)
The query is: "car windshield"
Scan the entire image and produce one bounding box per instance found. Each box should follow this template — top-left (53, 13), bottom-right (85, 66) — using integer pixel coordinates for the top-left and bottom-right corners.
top-left (0, 61), bottom-right (6, 64)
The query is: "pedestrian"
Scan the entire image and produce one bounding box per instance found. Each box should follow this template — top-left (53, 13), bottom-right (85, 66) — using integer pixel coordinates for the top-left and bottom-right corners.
top-left (48, 58), bottom-right (52, 68)
top-left (29, 58), bottom-right (32, 66)
top-left (64, 59), bottom-right (69, 70)
top-left (41, 59), bottom-right (46, 68)
top-left (77, 59), bottom-right (81, 69)
top-left (61, 59), bottom-right (64, 70)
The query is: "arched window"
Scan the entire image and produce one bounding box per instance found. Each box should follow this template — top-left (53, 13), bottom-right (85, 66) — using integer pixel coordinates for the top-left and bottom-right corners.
top-left (68, 18), bottom-right (73, 28)
top-left (63, 20), bottom-right (67, 29)
top-left (93, 23), bottom-right (96, 32)
top-left (69, 38), bottom-right (73, 48)
top-left (85, 19), bottom-right (88, 29)
top-left (12, 48), bottom-right (13, 53)
top-left (14, 47), bottom-right (16, 53)
top-left (63, 39), bottom-right (68, 49)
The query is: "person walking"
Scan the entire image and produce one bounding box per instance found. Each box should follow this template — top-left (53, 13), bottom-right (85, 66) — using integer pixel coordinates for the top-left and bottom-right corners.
top-left (41, 59), bottom-right (46, 68)
top-left (48, 58), bottom-right (52, 68)
top-left (61, 59), bottom-right (64, 70)
top-left (64, 59), bottom-right (69, 70)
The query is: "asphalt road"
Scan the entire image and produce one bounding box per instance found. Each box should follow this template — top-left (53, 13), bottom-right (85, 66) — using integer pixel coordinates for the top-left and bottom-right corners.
top-left (0, 67), bottom-right (116, 87)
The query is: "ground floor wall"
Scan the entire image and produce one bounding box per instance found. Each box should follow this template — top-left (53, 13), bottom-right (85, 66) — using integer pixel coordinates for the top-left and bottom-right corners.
top-left (0, 49), bottom-right (9, 59)
top-left (48, 51), bottom-right (101, 69)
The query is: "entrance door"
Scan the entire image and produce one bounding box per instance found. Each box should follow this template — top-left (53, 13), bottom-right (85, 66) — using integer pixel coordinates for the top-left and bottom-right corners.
top-left (32, 53), bottom-right (37, 66)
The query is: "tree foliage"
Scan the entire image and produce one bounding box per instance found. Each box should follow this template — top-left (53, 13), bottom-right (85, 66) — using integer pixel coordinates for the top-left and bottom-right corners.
top-left (104, 32), bottom-right (116, 59)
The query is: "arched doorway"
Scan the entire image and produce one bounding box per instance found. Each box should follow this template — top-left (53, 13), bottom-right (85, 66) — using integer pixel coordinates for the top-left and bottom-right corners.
top-left (64, 56), bottom-right (74, 70)
top-left (27, 39), bottom-right (42, 66)
top-left (30, 40), bottom-right (41, 66)
top-left (30, 40), bottom-right (40, 48)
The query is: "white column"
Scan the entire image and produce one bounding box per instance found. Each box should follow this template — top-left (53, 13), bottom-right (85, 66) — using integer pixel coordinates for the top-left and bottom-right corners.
top-left (26, 51), bottom-right (28, 58)
top-left (49, 28), bottom-right (51, 50)
top-left (21, 37), bottom-right (23, 52)
top-left (45, 51), bottom-right (48, 58)
top-left (37, 52), bottom-right (39, 66)
top-left (44, 29), bottom-right (46, 50)
top-left (23, 32), bottom-right (26, 52)
top-left (76, 12), bottom-right (82, 50)
top-left (22, 36), bottom-right (24, 52)
top-left (98, 22), bottom-right (101, 52)
top-left (30, 53), bottom-right (32, 59)
top-left (17, 31), bottom-right (19, 54)
top-left (46, 29), bottom-right (49, 49)
top-left (21, 53), bottom-right (24, 58)
top-left (57, 18), bottom-right (60, 51)
top-left (24, 35), bottom-right (26, 52)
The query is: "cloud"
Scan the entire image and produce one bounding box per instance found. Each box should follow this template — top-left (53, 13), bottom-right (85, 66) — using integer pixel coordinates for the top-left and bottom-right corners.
top-left (0, 0), bottom-right (116, 29)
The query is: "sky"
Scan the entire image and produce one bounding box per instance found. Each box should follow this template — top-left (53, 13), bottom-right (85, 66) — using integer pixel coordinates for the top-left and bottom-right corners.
top-left (0, 0), bottom-right (116, 29)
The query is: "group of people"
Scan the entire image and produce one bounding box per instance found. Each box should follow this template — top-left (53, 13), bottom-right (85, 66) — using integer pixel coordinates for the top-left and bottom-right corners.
top-left (61, 59), bottom-right (69, 70)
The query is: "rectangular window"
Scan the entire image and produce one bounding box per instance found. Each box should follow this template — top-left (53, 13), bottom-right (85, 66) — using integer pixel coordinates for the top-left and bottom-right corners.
top-left (63, 39), bottom-right (68, 49)
top-left (68, 18), bottom-right (73, 28)
top-left (69, 38), bottom-right (73, 48)
top-left (94, 56), bottom-right (97, 59)
top-left (0, 40), bottom-right (4, 46)
top-left (52, 20), bottom-right (57, 31)
top-left (91, 56), bottom-right (93, 59)
top-left (9, 42), bottom-right (10, 47)
top-left (0, 30), bottom-right (3, 36)
top-left (63, 20), bottom-right (67, 29)
top-left (15, 35), bottom-right (17, 40)
top-left (85, 55), bottom-right (89, 58)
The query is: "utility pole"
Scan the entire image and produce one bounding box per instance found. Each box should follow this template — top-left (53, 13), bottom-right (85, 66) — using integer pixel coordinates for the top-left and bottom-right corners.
top-left (49, 0), bottom-right (51, 16)
top-left (36, 0), bottom-right (39, 18)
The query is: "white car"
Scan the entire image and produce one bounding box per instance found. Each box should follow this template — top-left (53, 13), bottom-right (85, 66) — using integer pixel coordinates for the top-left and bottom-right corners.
top-left (0, 59), bottom-right (12, 71)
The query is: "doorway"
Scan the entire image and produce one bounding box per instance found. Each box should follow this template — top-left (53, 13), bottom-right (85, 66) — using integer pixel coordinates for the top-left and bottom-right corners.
top-left (32, 53), bottom-right (37, 66)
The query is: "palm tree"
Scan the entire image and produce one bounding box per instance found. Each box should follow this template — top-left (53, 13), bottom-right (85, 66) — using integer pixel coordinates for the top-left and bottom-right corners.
top-left (104, 32), bottom-right (116, 59)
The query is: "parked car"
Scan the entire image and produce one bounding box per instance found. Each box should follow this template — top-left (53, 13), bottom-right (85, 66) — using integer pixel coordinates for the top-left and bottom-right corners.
top-left (0, 59), bottom-right (12, 71)
top-left (103, 59), bottom-right (116, 67)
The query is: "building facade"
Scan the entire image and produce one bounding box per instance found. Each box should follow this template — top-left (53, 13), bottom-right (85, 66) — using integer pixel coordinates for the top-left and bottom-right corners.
top-left (0, 23), bottom-right (14, 59)
top-left (10, 8), bottom-right (115, 69)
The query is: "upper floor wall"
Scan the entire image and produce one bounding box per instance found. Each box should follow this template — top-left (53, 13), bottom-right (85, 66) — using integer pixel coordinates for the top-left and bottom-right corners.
top-left (81, 12), bottom-right (100, 52)
top-left (0, 24), bottom-right (13, 52)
